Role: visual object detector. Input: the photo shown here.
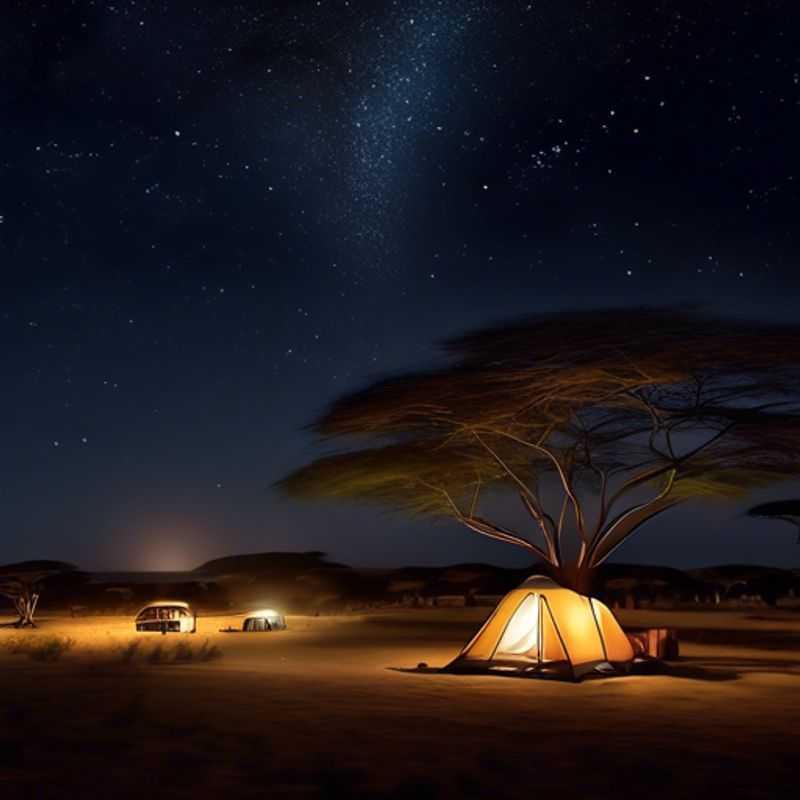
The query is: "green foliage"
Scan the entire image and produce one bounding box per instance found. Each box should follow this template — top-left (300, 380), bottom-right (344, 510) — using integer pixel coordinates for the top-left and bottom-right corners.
top-left (283, 442), bottom-right (498, 517)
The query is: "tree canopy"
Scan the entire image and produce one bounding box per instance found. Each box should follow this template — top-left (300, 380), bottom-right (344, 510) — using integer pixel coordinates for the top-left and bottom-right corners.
top-left (747, 500), bottom-right (800, 543)
top-left (278, 308), bottom-right (800, 592)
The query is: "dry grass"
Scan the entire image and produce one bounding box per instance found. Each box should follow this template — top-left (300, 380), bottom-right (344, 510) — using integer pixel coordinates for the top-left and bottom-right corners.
top-left (1, 633), bottom-right (75, 662)
top-left (0, 608), bottom-right (798, 798)
top-left (1, 624), bottom-right (224, 667)
top-left (109, 637), bottom-right (224, 665)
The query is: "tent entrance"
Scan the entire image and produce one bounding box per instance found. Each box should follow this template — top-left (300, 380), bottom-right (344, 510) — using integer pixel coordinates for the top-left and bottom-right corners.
top-left (494, 593), bottom-right (540, 660)
top-left (488, 593), bottom-right (569, 668)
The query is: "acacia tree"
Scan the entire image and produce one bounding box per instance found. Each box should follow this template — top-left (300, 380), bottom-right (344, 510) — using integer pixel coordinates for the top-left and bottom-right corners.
top-left (0, 574), bottom-right (44, 627)
top-left (279, 309), bottom-right (800, 593)
top-left (747, 500), bottom-right (800, 543)
top-left (0, 563), bottom-right (68, 628)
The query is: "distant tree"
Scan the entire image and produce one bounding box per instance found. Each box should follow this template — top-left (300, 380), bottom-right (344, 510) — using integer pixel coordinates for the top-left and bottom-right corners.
top-left (0, 573), bottom-right (44, 627)
top-left (747, 500), bottom-right (800, 543)
top-left (0, 562), bottom-right (73, 628)
top-left (279, 309), bottom-right (800, 594)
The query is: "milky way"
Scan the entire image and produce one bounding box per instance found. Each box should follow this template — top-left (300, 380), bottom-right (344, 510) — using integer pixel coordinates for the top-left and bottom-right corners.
top-left (1, 1), bottom-right (798, 570)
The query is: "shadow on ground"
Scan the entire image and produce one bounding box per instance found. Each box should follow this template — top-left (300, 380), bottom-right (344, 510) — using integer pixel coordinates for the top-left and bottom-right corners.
top-left (388, 660), bottom-right (742, 682)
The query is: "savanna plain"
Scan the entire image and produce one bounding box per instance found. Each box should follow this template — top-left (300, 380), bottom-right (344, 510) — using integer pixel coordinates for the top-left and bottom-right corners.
top-left (1, 607), bottom-right (798, 799)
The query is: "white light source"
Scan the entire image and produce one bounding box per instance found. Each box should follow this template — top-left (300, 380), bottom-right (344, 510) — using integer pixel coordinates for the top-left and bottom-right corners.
top-left (496, 594), bottom-right (539, 657)
top-left (249, 608), bottom-right (281, 618)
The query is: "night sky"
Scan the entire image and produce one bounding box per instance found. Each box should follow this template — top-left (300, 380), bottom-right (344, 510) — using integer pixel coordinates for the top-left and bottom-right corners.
top-left (2, 1), bottom-right (799, 571)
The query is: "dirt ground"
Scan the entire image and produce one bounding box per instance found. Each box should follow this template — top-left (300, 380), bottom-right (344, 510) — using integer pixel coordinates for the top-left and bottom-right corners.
top-left (1, 606), bottom-right (799, 799)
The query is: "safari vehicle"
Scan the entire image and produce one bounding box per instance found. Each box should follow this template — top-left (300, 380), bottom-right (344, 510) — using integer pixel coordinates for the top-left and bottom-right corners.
top-left (242, 609), bottom-right (287, 632)
top-left (135, 601), bottom-right (196, 634)
top-left (219, 608), bottom-right (288, 633)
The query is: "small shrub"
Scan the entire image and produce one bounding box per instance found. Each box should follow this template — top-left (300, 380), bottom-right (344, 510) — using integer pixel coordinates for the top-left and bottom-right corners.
top-left (2, 636), bottom-right (28, 654)
top-left (117, 639), bottom-right (142, 663)
top-left (147, 642), bottom-right (165, 664)
top-left (137, 638), bottom-right (221, 665)
top-left (197, 639), bottom-right (222, 662)
top-left (172, 640), bottom-right (194, 662)
top-left (26, 635), bottom-right (75, 662)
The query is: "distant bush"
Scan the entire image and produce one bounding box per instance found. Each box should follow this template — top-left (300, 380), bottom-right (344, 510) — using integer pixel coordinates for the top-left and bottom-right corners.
top-left (26, 635), bottom-right (75, 662)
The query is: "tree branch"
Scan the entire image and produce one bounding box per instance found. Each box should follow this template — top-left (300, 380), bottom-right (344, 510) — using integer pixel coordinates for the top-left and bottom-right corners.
top-left (470, 430), bottom-right (558, 557)
top-left (422, 481), bottom-right (551, 562)
top-left (587, 469), bottom-right (678, 567)
top-left (476, 427), bottom-right (589, 542)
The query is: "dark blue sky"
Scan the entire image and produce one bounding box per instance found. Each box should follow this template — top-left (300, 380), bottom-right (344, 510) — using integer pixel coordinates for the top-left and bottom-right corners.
top-left (1, 1), bottom-right (798, 571)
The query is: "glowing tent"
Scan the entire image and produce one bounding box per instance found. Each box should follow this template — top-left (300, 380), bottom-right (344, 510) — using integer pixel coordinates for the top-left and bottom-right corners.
top-left (446, 576), bottom-right (634, 680)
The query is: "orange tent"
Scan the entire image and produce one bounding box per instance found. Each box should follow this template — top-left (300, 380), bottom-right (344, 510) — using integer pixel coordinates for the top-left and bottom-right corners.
top-left (446, 576), bottom-right (634, 680)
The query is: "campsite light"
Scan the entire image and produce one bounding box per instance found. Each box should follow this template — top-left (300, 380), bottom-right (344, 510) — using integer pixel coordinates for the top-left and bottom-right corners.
top-left (242, 608), bottom-right (288, 631)
top-left (250, 608), bottom-right (281, 618)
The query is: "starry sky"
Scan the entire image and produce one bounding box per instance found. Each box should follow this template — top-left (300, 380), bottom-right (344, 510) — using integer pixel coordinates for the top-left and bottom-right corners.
top-left (2, 0), bottom-right (799, 572)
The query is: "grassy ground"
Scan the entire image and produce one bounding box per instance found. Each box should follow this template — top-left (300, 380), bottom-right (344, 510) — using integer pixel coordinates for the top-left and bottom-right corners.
top-left (1, 607), bottom-right (798, 799)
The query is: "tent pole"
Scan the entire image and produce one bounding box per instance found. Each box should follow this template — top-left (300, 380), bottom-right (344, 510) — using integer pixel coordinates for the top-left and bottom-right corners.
top-left (537, 594), bottom-right (542, 667)
top-left (543, 596), bottom-right (572, 667)
top-left (589, 599), bottom-right (608, 662)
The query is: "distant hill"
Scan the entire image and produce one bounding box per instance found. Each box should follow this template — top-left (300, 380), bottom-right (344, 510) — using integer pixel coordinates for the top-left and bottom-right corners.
top-left (688, 564), bottom-right (791, 584)
top-left (194, 551), bottom-right (348, 576)
top-left (189, 554), bottom-right (800, 606)
top-left (0, 560), bottom-right (77, 574)
top-left (599, 563), bottom-right (704, 590)
top-left (3, 553), bottom-right (798, 612)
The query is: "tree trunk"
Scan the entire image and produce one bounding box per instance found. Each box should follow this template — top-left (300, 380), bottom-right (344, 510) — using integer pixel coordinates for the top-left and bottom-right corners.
top-left (13, 593), bottom-right (38, 628)
top-left (551, 563), bottom-right (597, 596)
